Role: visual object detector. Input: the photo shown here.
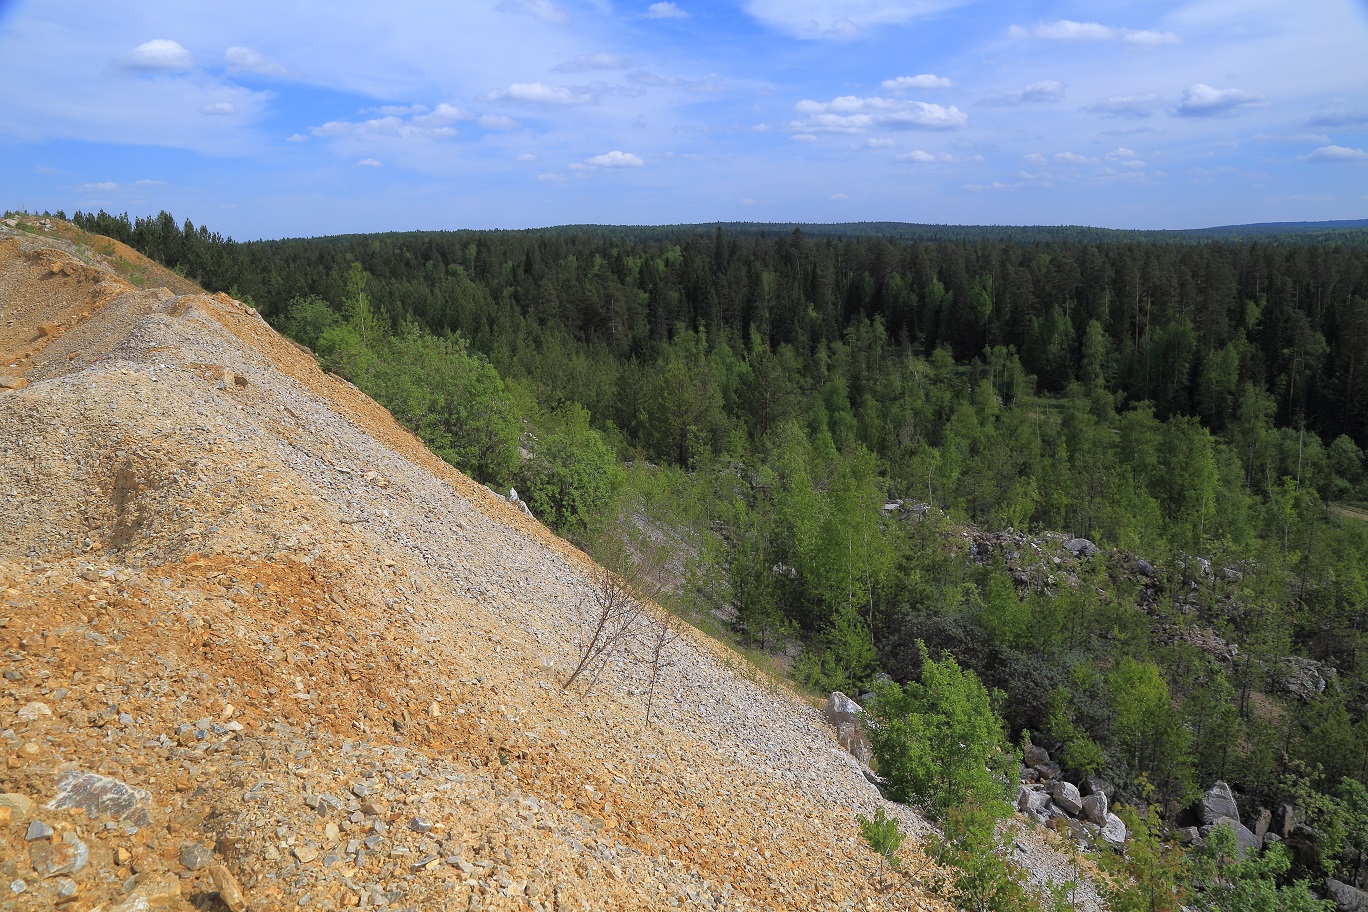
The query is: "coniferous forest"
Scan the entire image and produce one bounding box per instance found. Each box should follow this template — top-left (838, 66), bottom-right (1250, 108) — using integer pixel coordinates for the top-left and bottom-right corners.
top-left (73, 209), bottom-right (1368, 900)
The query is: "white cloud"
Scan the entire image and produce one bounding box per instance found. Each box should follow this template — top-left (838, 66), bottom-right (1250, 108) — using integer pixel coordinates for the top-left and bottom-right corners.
top-left (1303, 145), bottom-right (1368, 163)
top-left (286, 133), bottom-right (309, 142)
top-left (198, 101), bottom-right (238, 116)
top-left (752, 123), bottom-right (772, 133)
top-left (1011, 20), bottom-right (1179, 45)
top-left (81, 181), bottom-right (119, 191)
top-left (313, 103), bottom-right (470, 142)
top-left (791, 133), bottom-right (819, 142)
top-left (120, 39), bottom-right (193, 72)
top-left (357, 158), bottom-right (382, 167)
top-left (645, 2), bottom-right (689, 19)
top-left (1307, 109), bottom-right (1368, 129)
top-left (516, 153), bottom-right (538, 162)
top-left (583, 150), bottom-right (645, 167)
top-left (988, 81), bottom-right (1066, 105)
top-left (554, 53), bottom-right (628, 72)
top-left (224, 46), bottom-right (286, 76)
top-left (896, 149), bottom-right (940, 162)
top-left (537, 172), bottom-right (569, 182)
top-left (744, 1), bottom-right (967, 40)
top-left (791, 95), bottom-right (967, 133)
top-left (478, 114), bottom-right (520, 130)
top-left (1086, 93), bottom-right (1163, 118)
top-left (497, 0), bottom-right (569, 24)
top-left (1177, 84), bottom-right (1265, 117)
top-left (485, 82), bottom-right (594, 105)
top-left (133, 179), bottom-right (166, 187)
top-left (1106, 147), bottom-right (1137, 159)
top-left (831, 192), bottom-right (849, 200)
top-left (866, 137), bottom-right (895, 149)
top-left (1054, 152), bottom-right (1097, 164)
top-left (882, 74), bottom-right (953, 91)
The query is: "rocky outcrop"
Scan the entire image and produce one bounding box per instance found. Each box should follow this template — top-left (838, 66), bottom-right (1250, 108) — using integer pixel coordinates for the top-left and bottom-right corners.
top-left (1326, 879), bottom-right (1368, 912)
top-left (1198, 781), bottom-right (1240, 826)
top-left (826, 692), bottom-right (873, 766)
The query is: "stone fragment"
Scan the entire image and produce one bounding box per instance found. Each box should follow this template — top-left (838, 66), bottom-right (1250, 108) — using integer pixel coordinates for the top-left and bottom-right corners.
top-left (1016, 786), bottom-right (1050, 818)
top-left (110, 872), bottom-right (181, 912)
top-left (0, 376), bottom-right (28, 390)
top-left (0, 793), bottom-right (34, 821)
top-left (292, 845), bottom-right (318, 863)
top-left (53, 877), bottom-right (78, 903)
top-left (16, 701), bottom-right (51, 721)
top-left (29, 832), bottom-right (89, 877)
top-left (408, 816), bottom-right (431, 833)
top-left (1050, 780), bottom-right (1083, 817)
top-left (25, 819), bottom-right (53, 840)
top-left (1022, 742), bottom-right (1050, 769)
top-left (179, 842), bottom-right (215, 871)
top-left (1063, 537), bottom-right (1099, 557)
top-left (46, 770), bottom-right (152, 826)
top-left (208, 863), bottom-right (247, 912)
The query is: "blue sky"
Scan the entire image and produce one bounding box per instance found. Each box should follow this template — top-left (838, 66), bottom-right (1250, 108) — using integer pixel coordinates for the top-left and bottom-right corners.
top-left (2, 0), bottom-right (1366, 239)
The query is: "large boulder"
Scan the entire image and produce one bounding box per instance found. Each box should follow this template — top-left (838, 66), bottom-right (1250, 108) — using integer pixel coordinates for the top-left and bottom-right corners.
top-left (1023, 742), bottom-right (1051, 769)
top-left (1326, 879), bottom-right (1368, 912)
top-left (1100, 812), bottom-right (1127, 847)
top-left (1016, 786), bottom-right (1051, 819)
top-left (1050, 780), bottom-right (1084, 817)
top-left (826, 692), bottom-right (872, 766)
top-left (1280, 656), bottom-right (1329, 701)
top-left (1201, 817), bottom-right (1262, 856)
top-left (1063, 538), bottom-right (1099, 557)
top-left (1081, 793), bottom-right (1109, 826)
top-left (1199, 781), bottom-right (1241, 827)
top-left (1081, 774), bottom-right (1113, 798)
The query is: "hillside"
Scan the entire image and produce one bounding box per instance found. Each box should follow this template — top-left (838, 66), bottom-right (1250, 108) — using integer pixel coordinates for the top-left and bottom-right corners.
top-left (0, 222), bottom-right (1014, 910)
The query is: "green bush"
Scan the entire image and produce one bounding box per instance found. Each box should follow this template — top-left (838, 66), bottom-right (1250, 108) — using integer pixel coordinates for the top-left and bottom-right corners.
top-left (867, 641), bottom-right (1018, 819)
top-left (518, 403), bottom-right (622, 535)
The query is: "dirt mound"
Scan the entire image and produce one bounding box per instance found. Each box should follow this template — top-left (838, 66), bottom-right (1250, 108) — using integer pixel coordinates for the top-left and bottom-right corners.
top-left (0, 221), bottom-right (954, 911)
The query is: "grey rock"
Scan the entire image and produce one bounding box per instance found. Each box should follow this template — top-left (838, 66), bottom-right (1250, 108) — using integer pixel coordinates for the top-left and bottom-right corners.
top-left (0, 794), bottom-right (35, 822)
top-left (46, 770), bottom-right (152, 827)
top-left (1326, 879), bottom-right (1368, 912)
top-left (1280, 656), bottom-right (1329, 701)
top-left (1100, 812), bottom-right (1127, 847)
top-left (1253, 806), bottom-right (1272, 840)
top-left (1081, 793), bottom-right (1108, 826)
top-left (1199, 781), bottom-right (1241, 827)
top-left (1023, 742), bottom-right (1050, 769)
top-left (1063, 538), bottom-right (1099, 557)
top-left (179, 842), bottom-right (215, 871)
top-left (1016, 786), bottom-right (1051, 819)
top-left (29, 832), bottom-right (88, 877)
top-left (1134, 558), bottom-right (1155, 578)
top-left (1050, 780), bottom-right (1083, 816)
top-left (408, 816), bottom-right (432, 833)
top-left (25, 820), bottom-right (53, 841)
top-left (1034, 761), bottom-right (1062, 782)
top-left (1081, 774), bottom-right (1113, 798)
top-left (1175, 826), bottom-right (1200, 844)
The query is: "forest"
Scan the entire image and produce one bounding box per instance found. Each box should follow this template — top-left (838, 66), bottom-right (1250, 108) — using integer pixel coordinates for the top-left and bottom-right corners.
top-left (71, 208), bottom-right (1368, 905)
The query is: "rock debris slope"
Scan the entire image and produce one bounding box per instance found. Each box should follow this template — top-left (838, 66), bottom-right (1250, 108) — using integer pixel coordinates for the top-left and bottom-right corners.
top-left (0, 224), bottom-right (957, 911)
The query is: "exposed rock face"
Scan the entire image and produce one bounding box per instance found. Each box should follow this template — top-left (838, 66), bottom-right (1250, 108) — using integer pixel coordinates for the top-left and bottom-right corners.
top-left (1280, 656), bottom-right (1329, 700)
top-left (1081, 793), bottom-right (1108, 826)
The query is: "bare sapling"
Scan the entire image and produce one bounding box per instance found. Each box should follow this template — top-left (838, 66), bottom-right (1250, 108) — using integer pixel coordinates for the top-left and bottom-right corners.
top-left (641, 611), bottom-right (683, 727)
top-left (563, 534), bottom-right (666, 696)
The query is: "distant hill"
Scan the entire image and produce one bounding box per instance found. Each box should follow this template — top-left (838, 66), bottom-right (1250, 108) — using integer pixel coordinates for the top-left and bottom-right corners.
top-left (536, 218), bottom-right (1368, 245)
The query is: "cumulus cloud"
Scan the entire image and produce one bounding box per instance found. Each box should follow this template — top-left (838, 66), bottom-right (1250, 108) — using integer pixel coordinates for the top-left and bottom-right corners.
top-left (882, 74), bottom-right (954, 91)
top-left (1303, 145), bottom-right (1368, 163)
top-left (516, 153), bottom-right (538, 162)
top-left (1177, 84), bottom-right (1265, 117)
top-left (988, 81), bottom-right (1066, 105)
top-left (866, 137), bottom-right (895, 149)
top-left (497, 0), bottom-right (568, 24)
top-left (1086, 93), bottom-right (1163, 118)
top-left (286, 133), bottom-right (309, 142)
top-left (791, 95), bottom-right (968, 133)
top-left (478, 114), bottom-right (520, 130)
top-left (485, 82), bottom-right (594, 105)
top-left (1054, 151), bottom-right (1097, 164)
top-left (198, 102), bottom-right (238, 116)
top-left (582, 150), bottom-right (645, 167)
top-left (896, 149), bottom-right (949, 162)
top-left (646, 2), bottom-right (689, 19)
top-left (357, 158), bottom-right (382, 167)
top-left (1010, 20), bottom-right (1179, 45)
top-left (554, 53), bottom-right (628, 72)
top-left (224, 46), bottom-right (286, 76)
top-left (82, 181), bottom-right (119, 191)
top-left (744, 0), bottom-right (967, 40)
top-left (120, 39), bottom-right (193, 72)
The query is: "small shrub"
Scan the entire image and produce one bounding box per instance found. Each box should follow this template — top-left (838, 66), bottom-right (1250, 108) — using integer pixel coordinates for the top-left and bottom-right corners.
top-left (856, 806), bottom-right (905, 873)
